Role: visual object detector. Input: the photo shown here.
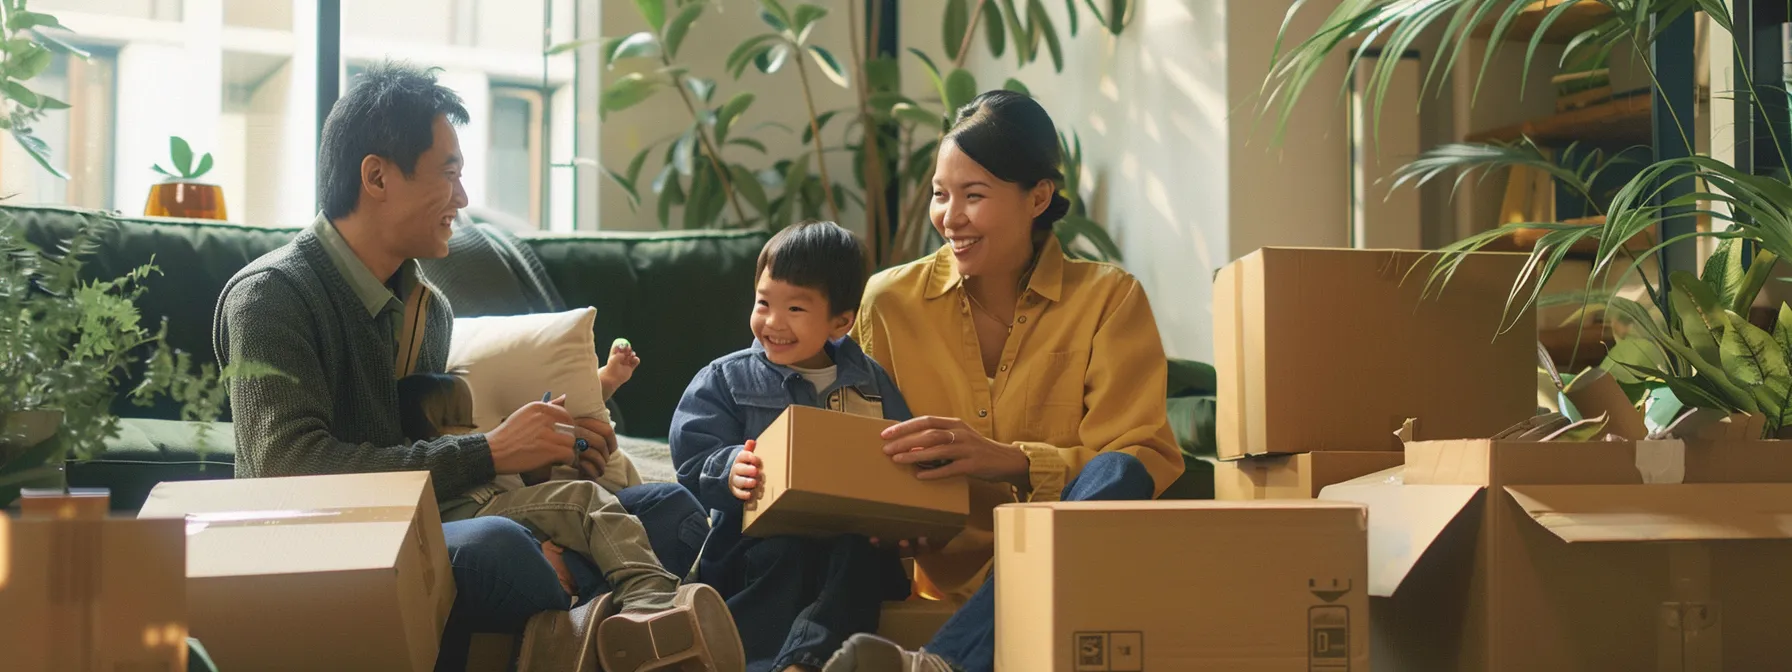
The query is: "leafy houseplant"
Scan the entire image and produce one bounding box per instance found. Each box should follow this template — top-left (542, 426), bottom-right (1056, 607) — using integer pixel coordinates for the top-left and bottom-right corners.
top-left (0, 0), bottom-right (85, 178)
top-left (592, 0), bottom-right (1132, 267)
top-left (145, 135), bottom-right (228, 220)
top-left (0, 213), bottom-right (282, 506)
top-left (1261, 0), bottom-right (1792, 437)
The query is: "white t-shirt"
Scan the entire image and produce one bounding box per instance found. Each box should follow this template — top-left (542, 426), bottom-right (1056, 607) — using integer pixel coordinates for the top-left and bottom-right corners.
top-left (792, 364), bottom-right (839, 394)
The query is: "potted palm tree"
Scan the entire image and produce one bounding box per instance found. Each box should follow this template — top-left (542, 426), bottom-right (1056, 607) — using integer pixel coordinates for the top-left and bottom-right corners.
top-left (1261, 1), bottom-right (1792, 437)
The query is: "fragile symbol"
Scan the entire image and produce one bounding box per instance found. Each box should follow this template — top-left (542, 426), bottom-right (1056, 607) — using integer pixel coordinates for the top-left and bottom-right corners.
top-left (1309, 578), bottom-right (1354, 603)
top-left (1073, 631), bottom-right (1142, 671)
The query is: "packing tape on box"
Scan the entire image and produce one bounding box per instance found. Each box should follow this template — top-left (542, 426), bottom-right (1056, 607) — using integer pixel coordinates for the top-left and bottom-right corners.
top-left (1634, 439), bottom-right (1686, 485)
top-left (178, 505), bottom-right (418, 536)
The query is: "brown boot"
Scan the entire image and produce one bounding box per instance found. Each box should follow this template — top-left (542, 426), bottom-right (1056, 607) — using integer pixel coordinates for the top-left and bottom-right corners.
top-left (594, 583), bottom-right (745, 672)
top-left (515, 598), bottom-right (603, 672)
top-left (820, 634), bottom-right (956, 672)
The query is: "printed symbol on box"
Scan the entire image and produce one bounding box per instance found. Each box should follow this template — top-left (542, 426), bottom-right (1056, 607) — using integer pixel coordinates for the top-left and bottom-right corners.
top-left (1075, 632), bottom-right (1109, 671)
top-left (1074, 631), bottom-right (1142, 672)
top-left (1309, 578), bottom-right (1353, 603)
top-left (1309, 605), bottom-right (1351, 672)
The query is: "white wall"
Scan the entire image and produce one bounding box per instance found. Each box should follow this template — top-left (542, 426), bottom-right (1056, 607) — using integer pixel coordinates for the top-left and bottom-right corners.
top-left (598, 0), bottom-right (862, 232)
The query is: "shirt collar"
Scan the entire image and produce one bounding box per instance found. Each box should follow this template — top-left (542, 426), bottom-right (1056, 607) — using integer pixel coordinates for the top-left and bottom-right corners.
top-left (310, 213), bottom-right (415, 318)
top-left (748, 337), bottom-right (880, 393)
top-left (922, 235), bottom-right (1067, 303)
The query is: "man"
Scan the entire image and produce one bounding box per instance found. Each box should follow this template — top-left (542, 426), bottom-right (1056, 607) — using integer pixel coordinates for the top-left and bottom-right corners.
top-left (214, 62), bottom-right (742, 671)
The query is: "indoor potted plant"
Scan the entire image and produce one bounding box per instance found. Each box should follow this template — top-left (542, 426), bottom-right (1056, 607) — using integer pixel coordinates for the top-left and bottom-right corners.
top-left (0, 210), bottom-right (279, 507)
top-left (145, 135), bottom-right (227, 220)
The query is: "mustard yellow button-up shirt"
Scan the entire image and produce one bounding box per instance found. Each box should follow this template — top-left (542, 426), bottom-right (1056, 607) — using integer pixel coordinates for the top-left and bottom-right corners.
top-left (853, 238), bottom-right (1183, 600)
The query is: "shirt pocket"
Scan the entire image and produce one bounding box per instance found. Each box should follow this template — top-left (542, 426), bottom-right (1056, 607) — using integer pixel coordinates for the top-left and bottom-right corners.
top-left (1025, 351), bottom-right (1086, 444)
top-left (731, 388), bottom-right (791, 441)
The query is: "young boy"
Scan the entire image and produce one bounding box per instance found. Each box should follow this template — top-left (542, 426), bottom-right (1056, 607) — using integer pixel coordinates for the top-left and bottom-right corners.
top-left (670, 221), bottom-right (915, 672)
top-left (399, 340), bottom-right (743, 672)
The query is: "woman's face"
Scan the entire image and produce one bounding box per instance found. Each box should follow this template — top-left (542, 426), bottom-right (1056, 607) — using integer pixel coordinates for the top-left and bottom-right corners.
top-left (930, 140), bottom-right (1053, 279)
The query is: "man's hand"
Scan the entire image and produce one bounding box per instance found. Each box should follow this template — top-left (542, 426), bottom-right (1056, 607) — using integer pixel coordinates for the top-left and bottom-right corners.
top-left (570, 416), bottom-right (617, 481)
top-left (730, 440), bottom-right (763, 501)
top-left (486, 398), bottom-right (578, 474)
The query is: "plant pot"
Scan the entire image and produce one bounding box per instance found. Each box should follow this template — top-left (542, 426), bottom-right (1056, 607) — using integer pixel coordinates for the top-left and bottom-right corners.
top-left (0, 409), bottom-right (68, 508)
top-left (144, 181), bottom-right (227, 220)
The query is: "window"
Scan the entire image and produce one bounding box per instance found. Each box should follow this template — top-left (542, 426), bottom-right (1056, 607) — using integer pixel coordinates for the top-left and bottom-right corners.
top-left (489, 86), bottom-right (543, 228)
top-left (0, 49), bottom-right (116, 209)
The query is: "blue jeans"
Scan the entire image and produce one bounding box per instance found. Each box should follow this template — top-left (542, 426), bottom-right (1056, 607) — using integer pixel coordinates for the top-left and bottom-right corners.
top-left (702, 521), bottom-right (908, 672)
top-left (925, 452), bottom-right (1155, 672)
top-left (433, 483), bottom-right (708, 671)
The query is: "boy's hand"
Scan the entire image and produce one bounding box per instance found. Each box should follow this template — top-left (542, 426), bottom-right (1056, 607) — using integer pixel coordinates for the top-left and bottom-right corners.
top-left (730, 440), bottom-right (763, 501)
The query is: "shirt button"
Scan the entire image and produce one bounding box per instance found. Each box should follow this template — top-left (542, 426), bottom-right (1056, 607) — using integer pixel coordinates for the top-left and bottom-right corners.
top-left (978, 409), bottom-right (989, 418)
top-left (998, 364), bottom-right (1009, 372)
top-left (1016, 315), bottom-right (1028, 324)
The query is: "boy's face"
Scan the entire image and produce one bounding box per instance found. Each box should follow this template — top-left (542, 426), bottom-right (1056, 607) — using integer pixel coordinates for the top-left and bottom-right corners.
top-left (752, 268), bottom-right (854, 369)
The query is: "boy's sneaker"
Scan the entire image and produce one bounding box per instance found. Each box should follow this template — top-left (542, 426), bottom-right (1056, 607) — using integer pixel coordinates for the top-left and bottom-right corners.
top-left (594, 583), bottom-right (745, 672)
top-left (820, 634), bottom-right (958, 672)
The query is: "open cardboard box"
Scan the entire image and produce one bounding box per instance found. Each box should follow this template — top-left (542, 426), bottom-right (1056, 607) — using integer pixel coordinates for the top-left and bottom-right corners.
top-left (138, 471), bottom-right (455, 672)
top-left (745, 405), bottom-right (969, 541)
top-left (1215, 450), bottom-right (1406, 500)
top-left (0, 512), bottom-right (188, 671)
top-left (1214, 247), bottom-right (1535, 459)
top-left (1320, 438), bottom-right (1792, 671)
top-left (995, 500), bottom-right (1369, 671)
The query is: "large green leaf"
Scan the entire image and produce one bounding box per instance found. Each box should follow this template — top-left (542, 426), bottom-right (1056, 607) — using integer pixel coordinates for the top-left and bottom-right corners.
top-left (726, 34), bottom-right (782, 78)
top-left (12, 129), bottom-right (65, 178)
top-left (1722, 310), bottom-right (1789, 422)
top-left (801, 109), bottom-right (842, 144)
top-left (1703, 239), bottom-right (1747, 309)
top-left (31, 28), bottom-right (89, 59)
top-left (1775, 303), bottom-right (1792, 429)
top-left (715, 92), bottom-right (756, 143)
top-left (664, 3), bottom-right (706, 59)
top-left (807, 45), bottom-right (849, 87)
top-left (635, 0), bottom-right (667, 32)
top-left (943, 68), bottom-right (977, 112)
top-left (999, 0), bottom-right (1030, 65)
top-left (1166, 358), bottom-right (1216, 397)
top-left (13, 43), bottom-right (50, 80)
top-left (170, 136), bottom-right (194, 177)
top-left (600, 73), bottom-right (662, 119)
top-left (730, 164), bottom-right (771, 215)
top-left (609, 32), bottom-right (662, 62)
top-left (983, 0), bottom-right (1007, 58)
top-left (728, 137), bottom-right (768, 154)
top-left (1027, 0), bottom-right (1063, 72)
top-left (672, 128), bottom-right (698, 177)
top-left (756, 43), bottom-right (794, 74)
top-left (1003, 78), bottom-right (1030, 95)
top-left (1105, 0), bottom-right (1128, 34)
top-left (1668, 270), bottom-right (1725, 367)
top-left (1734, 249), bottom-right (1780, 315)
top-left (944, 0), bottom-right (970, 61)
top-left (1602, 337), bottom-right (1671, 385)
top-left (792, 4), bottom-right (828, 42)
top-left (684, 162), bottom-right (715, 229)
top-left (891, 103), bottom-right (945, 131)
top-left (760, 0), bottom-right (794, 32)
top-left (1055, 214), bottom-right (1123, 262)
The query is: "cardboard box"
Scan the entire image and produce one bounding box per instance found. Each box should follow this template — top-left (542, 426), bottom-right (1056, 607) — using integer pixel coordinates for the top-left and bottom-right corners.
top-left (877, 599), bottom-right (961, 650)
top-left (1216, 451), bottom-right (1407, 500)
top-left (137, 471), bottom-right (455, 672)
top-left (0, 514), bottom-right (188, 672)
top-left (1320, 439), bottom-right (1792, 671)
top-left (745, 405), bottom-right (969, 541)
top-left (1214, 248), bottom-right (1535, 459)
top-left (995, 501), bottom-right (1369, 671)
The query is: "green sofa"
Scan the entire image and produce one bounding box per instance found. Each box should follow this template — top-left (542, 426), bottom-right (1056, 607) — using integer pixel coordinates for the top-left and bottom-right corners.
top-left (11, 204), bottom-right (1213, 510)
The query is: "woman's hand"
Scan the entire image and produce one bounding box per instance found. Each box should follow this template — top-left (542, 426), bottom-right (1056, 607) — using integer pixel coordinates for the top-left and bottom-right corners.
top-left (882, 416), bottom-right (1030, 486)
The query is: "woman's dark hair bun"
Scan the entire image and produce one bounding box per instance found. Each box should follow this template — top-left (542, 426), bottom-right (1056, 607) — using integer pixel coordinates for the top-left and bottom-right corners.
top-left (946, 90), bottom-right (1067, 231)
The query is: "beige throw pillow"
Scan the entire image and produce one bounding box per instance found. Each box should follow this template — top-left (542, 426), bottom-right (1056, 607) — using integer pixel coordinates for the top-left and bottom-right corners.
top-left (447, 308), bottom-right (640, 492)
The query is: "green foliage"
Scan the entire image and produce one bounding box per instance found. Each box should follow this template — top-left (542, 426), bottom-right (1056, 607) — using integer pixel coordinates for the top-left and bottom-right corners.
top-left (150, 136), bottom-right (215, 181)
top-left (0, 212), bottom-right (288, 471)
top-left (596, 0), bottom-right (1134, 268)
top-left (0, 1), bottom-right (82, 179)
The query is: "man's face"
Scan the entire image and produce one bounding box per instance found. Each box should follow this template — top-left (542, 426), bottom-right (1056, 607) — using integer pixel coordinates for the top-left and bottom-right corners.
top-left (379, 114), bottom-right (468, 260)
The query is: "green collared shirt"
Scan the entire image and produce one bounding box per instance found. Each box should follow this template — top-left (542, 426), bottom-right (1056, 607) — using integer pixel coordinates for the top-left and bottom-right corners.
top-left (310, 214), bottom-right (419, 350)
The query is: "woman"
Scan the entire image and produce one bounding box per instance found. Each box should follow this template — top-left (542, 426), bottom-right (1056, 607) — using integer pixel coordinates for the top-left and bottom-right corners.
top-left (824, 91), bottom-right (1184, 671)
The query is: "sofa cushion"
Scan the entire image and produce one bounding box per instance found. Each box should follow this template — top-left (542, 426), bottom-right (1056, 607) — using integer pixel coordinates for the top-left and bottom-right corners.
top-left (66, 418), bottom-right (237, 510)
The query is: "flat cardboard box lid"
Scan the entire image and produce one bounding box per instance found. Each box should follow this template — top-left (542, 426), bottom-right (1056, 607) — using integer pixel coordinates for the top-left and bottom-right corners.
top-left (1319, 478), bottom-right (1481, 597)
top-left (1505, 483), bottom-right (1792, 542)
top-left (138, 471), bottom-right (433, 578)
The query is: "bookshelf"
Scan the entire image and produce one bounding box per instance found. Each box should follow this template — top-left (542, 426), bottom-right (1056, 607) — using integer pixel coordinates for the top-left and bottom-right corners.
top-left (1466, 94), bottom-right (1651, 146)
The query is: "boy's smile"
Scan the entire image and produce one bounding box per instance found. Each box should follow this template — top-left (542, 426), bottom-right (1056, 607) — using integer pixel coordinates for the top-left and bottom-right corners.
top-left (752, 269), bottom-right (854, 370)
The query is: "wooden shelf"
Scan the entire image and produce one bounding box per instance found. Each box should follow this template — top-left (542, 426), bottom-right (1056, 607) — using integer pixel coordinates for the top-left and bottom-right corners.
top-left (1473, 0), bottom-right (1614, 44)
top-left (1467, 94), bottom-right (1651, 145)
top-left (1478, 215), bottom-right (1654, 259)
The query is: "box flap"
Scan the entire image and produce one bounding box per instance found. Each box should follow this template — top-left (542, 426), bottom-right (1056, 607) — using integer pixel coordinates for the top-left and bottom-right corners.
top-left (1319, 481), bottom-right (1482, 597)
top-left (1503, 484), bottom-right (1792, 542)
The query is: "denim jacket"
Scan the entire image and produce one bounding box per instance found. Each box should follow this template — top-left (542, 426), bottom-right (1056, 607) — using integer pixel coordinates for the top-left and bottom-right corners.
top-left (669, 335), bottom-right (914, 520)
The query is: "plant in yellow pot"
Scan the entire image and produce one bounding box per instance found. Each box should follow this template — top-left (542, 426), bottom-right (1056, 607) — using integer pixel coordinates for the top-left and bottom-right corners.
top-left (145, 135), bottom-right (226, 220)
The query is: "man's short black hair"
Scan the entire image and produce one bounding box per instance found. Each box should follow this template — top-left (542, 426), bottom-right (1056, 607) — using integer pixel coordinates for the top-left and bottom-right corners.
top-left (755, 220), bottom-right (868, 315)
top-left (317, 61), bottom-right (469, 220)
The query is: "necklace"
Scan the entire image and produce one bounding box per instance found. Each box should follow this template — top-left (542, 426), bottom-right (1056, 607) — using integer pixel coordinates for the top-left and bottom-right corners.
top-left (964, 289), bottom-right (1014, 329)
